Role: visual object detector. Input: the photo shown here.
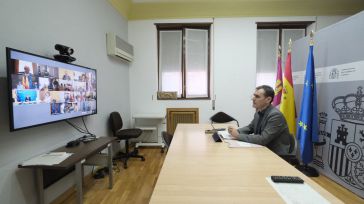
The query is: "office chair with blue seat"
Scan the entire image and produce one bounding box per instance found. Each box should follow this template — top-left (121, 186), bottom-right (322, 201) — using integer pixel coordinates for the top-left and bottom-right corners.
top-left (109, 111), bottom-right (145, 169)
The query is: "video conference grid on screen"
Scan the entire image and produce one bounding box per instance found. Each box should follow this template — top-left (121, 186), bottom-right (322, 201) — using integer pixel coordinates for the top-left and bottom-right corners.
top-left (8, 49), bottom-right (97, 130)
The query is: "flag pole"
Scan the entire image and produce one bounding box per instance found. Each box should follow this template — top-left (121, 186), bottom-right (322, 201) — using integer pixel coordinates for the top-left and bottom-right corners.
top-left (273, 45), bottom-right (283, 107)
top-left (288, 38), bottom-right (292, 52)
top-left (296, 30), bottom-right (319, 177)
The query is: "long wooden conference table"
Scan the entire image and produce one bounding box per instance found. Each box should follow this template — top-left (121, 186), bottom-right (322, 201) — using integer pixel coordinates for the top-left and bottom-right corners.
top-left (150, 124), bottom-right (342, 203)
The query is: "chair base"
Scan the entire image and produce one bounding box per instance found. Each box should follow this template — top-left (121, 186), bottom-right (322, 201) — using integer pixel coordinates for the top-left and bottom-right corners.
top-left (296, 164), bottom-right (319, 177)
top-left (114, 149), bottom-right (145, 169)
top-left (280, 155), bottom-right (300, 166)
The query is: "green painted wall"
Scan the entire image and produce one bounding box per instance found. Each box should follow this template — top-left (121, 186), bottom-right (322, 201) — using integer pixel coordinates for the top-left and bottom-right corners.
top-left (109, 0), bottom-right (364, 20)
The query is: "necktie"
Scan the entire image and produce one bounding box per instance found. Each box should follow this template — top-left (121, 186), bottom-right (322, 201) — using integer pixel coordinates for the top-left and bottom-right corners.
top-left (23, 75), bottom-right (29, 89)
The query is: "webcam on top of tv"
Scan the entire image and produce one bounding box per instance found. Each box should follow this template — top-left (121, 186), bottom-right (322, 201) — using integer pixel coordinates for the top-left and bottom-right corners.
top-left (54, 44), bottom-right (76, 63)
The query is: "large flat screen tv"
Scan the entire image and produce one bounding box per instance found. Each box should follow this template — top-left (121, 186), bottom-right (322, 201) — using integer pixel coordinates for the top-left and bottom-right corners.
top-left (6, 47), bottom-right (97, 131)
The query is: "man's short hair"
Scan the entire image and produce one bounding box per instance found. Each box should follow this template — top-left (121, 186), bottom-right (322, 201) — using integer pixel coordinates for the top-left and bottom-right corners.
top-left (256, 85), bottom-right (274, 103)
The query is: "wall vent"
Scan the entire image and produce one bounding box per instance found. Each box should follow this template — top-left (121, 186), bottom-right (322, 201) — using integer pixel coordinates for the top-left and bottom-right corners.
top-left (167, 108), bottom-right (199, 134)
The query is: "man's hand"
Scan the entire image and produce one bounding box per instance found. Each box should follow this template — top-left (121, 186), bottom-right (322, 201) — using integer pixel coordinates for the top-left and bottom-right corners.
top-left (228, 126), bottom-right (239, 139)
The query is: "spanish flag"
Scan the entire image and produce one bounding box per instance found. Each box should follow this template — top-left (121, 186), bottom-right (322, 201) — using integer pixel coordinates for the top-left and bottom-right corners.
top-left (280, 47), bottom-right (296, 135)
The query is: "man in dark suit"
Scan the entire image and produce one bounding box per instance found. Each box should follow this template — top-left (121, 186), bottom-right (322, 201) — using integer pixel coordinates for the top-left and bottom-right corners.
top-left (228, 85), bottom-right (290, 155)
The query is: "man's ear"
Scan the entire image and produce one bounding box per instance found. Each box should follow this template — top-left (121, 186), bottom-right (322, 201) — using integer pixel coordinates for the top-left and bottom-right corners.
top-left (267, 96), bottom-right (273, 103)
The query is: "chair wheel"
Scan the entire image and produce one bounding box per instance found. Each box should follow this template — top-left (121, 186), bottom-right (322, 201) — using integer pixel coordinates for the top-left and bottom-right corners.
top-left (141, 157), bottom-right (145, 161)
top-left (160, 149), bottom-right (164, 153)
top-left (123, 163), bottom-right (127, 169)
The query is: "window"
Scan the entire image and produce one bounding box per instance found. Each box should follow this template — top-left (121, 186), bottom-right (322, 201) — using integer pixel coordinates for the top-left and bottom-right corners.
top-left (157, 24), bottom-right (211, 99)
top-left (256, 22), bottom-right (313, 87)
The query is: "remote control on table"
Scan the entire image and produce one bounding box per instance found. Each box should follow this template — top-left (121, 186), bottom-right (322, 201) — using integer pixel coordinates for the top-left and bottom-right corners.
top-left (271, 176), bottom-right (304, 184)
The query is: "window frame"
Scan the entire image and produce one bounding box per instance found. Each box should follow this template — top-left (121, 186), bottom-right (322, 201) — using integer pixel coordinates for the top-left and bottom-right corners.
top-left (256, 21), bottom-right (314, 46)
top-left (156, 23), bottom-right (212, 100)
top-left (255, 21), bottom-right (314, 87)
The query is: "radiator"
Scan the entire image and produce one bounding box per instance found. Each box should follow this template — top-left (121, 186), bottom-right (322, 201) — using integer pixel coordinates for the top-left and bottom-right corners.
top-left (167, 108), bottom-right (199, 134)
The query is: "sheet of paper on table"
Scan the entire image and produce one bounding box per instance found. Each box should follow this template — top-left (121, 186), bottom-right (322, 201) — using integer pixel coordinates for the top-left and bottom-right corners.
top-left (266, 177), bottom-right (330, 204)
top-left (21, 152), bottom-right (73, 166)
top-left (217, 130), bottom-right (233, 140)
top-left (225, 140), bottom-right (263, 148)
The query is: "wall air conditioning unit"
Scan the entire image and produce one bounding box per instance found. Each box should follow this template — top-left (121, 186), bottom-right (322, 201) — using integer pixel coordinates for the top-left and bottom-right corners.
top-left (106, 33), bottom-right (134, 62)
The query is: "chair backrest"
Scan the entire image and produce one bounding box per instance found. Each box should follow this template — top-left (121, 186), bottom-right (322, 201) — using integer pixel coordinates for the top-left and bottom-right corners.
top-left (109, 112), bottom-right (123, 135)
top-left (279, 135), bottom-right (299, 166)
top-left (162, 131), bottom-right (173, 148)
top-left (288, 134), bottom-right (296, 154)
top-left (210, 111), bottom-right (239, 127)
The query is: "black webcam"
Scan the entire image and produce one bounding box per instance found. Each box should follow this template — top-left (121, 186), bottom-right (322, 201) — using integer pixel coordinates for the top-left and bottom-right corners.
top-left (55, 44), bottom-right (74, 56)
top-left (54, 44), bottom-right (76, 63)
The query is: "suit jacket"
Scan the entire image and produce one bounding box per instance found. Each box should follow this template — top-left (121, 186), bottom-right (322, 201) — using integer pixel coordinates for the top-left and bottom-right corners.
top-left (237, 104), bottom-right (290, 155)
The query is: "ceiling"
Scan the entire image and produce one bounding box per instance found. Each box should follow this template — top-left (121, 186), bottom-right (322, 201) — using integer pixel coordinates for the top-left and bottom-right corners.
top-left (108, 0), bottom-right (364, 20)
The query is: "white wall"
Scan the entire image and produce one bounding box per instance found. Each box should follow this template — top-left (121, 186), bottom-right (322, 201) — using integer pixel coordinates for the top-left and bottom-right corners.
top-left (128, 18), bottom-right (257, 127)
top-left (308, 15), bottom-right (349, 32)
top-left (0, 1), bottom-right (130, 203)
top-left (212, 18), bottom-right (257, 125)
top-left (128, 16), bottom-right (344, 130)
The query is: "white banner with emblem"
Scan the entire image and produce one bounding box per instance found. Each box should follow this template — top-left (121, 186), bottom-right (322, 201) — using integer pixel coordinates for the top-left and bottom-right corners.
top-left (292, 11), bottom-right (364, 198)
top-left (294, 61), bottom-right (364, 198)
